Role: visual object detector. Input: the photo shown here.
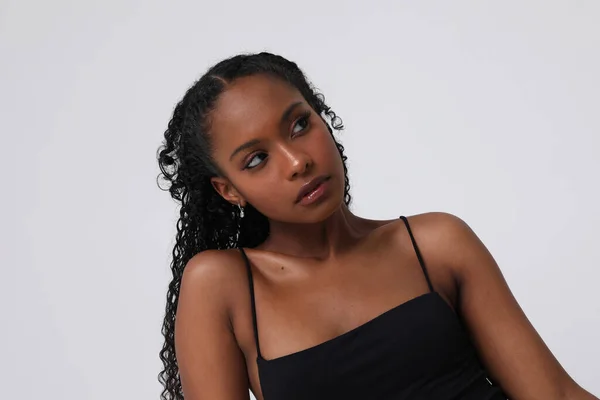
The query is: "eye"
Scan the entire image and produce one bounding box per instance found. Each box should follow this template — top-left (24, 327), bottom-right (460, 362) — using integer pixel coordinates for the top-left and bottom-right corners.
top-left (244, 152), bottom-right (267, 170)
top-left (292, 112), bottom-right (311, 136)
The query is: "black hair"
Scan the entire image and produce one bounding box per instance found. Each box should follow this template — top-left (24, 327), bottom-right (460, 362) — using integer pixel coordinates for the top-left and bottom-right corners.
top-left (156, 52), bottom-right (352, 399)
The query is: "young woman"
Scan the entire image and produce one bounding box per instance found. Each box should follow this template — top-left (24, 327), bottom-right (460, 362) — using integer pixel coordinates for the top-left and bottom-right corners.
top-left (156, 52), bottom-right (597, 400)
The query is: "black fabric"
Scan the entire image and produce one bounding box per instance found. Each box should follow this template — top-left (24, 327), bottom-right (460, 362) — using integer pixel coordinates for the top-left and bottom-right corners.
top-left (239, 216), bottom-right (507, 399)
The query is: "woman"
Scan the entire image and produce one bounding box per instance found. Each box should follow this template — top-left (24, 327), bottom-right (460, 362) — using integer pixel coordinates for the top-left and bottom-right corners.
top-left (156, 52), bottom-right (597, 400)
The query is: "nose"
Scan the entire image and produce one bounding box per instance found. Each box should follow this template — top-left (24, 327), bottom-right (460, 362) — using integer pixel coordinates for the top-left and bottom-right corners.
top-left (278, 143), bottom-right (312, 180)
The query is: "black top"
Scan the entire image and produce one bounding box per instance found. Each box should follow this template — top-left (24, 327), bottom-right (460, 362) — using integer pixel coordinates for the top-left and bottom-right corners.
top-left (239, 216), bottom-right (507, 399)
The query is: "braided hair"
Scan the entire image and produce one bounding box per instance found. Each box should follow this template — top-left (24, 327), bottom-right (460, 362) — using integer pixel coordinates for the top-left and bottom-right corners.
top-left (156, 52), bottom-right (352, 399)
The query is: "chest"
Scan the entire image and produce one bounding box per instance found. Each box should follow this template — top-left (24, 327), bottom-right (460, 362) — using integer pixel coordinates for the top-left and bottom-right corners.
top-left (256, 293), bottom-right (479, 400)
top-left (253, 252), bottom-right (456, 361)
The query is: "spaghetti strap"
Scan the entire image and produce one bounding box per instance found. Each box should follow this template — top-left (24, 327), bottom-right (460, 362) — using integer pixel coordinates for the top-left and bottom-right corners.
top-left (399, 216), bottom-right (435, 293)
top-left (238, 247), bottom-right (262, 359)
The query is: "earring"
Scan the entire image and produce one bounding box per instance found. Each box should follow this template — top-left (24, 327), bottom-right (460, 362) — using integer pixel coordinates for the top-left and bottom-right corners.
top-left (238, 203), bottom-right (245, 219)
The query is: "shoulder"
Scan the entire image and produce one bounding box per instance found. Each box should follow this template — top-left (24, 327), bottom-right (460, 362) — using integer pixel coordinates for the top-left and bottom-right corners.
top-left (392, 212), bottom-right (483, 275)
top-left (403, 211), bottom-right (473, 240)
top-left (401, 211), bottom-right (471, 234)
top-left (389, 212), bottom-right (474, 249)
top-left (401, 212), bottom-right (494, 277)
top-left (175, 249), bottom-right (254, 398)
top-left (183, 248), bottom-right (247, 283)
top-left (179, 248), bottom-right (249, 318)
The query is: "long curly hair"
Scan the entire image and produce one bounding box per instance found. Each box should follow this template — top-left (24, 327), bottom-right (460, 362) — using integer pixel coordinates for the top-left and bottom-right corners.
top-left (156, 52), bottom-right (352, 399)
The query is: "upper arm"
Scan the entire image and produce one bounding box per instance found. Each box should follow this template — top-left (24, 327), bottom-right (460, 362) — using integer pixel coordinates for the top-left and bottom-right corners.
top-left (418, 212), bottom-right (595, 400)
top-left (175, 250), bottom-right (250, 400)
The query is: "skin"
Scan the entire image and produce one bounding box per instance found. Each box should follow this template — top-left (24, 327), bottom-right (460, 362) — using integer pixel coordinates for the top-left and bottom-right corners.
top-left (174, 74), bottom-right (597, 400)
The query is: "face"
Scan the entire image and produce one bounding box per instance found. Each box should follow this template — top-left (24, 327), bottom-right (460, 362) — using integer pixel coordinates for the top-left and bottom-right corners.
top-left (209, 74), bottom-right (345, 224)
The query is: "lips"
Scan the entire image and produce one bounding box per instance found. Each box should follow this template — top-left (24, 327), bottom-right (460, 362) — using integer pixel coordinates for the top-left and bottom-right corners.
top-left (296, 175), bottom-right (329, 203)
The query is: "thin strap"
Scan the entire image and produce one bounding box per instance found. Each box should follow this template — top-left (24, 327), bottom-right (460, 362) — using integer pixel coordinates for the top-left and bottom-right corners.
top-left (399, 216), bottom-right (435, 293)
top-left (238, 247), bottom-right (262, 358)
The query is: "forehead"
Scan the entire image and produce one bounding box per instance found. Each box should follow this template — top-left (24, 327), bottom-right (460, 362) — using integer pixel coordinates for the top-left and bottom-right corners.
top-left (210, 74), bottom-right (305, 140)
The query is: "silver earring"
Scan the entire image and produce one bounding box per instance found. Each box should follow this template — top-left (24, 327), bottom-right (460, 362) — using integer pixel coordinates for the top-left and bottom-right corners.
top-left (238, 204), bottom-right (245, 219)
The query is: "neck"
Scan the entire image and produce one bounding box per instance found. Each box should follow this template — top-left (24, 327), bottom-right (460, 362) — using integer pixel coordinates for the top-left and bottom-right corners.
top-left (258, 204), bottom-right (368, 261)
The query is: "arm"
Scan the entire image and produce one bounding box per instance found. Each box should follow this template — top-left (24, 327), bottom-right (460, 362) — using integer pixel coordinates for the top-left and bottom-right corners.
top-left (175, 250), bottom-right (251, 400)
top-left (421, 212), bottom-right (597, 400)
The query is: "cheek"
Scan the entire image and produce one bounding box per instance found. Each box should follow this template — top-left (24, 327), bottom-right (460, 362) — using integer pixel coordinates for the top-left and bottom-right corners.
top-left (319, 130), bottom-right (346, 194)
top-left (239, 177), bottom-right (289, 215)
top-left (318, 129), bottom-right (344, 170)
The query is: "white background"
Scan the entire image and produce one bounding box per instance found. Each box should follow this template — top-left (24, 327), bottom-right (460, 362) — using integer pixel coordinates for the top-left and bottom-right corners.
top-left (1, 0), bottom-right (598, 398)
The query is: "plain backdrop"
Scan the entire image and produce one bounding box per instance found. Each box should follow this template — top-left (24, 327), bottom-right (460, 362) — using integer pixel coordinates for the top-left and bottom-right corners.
top-left (1, 0), bottom-right (598, 398)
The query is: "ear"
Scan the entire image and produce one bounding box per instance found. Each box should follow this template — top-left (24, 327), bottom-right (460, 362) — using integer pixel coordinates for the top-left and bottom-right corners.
top-left (210, 176), bottom-right (245, 206)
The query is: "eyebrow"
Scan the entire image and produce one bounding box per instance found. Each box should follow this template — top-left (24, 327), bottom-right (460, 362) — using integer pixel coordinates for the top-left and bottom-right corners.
top-left (229, 101), bottom-right (304, 161)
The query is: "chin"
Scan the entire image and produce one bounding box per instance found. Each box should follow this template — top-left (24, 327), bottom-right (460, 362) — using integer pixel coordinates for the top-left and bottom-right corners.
top-left (302, 194), bottom-right (346, 224)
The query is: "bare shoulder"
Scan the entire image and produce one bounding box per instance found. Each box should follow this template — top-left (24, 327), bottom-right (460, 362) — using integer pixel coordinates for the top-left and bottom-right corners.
top-left (397, 212), bottom-right (474, 251)
top-left (399, 211), bottom-right (502, 287)
top-left (176, 248), bottom-right (252, 399)
top-left (180, 250), bottom-right (243, 307)
top-left (179, 248), bottom-right (255, 326)
top-left (383, 212), bottom-right (478, 304)
top-left (401, 211), bottom-right (470, 234)
top-left (382, 212), bottom-right (472, 252)
top-left (182, 248), bottom-right (247, 286)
